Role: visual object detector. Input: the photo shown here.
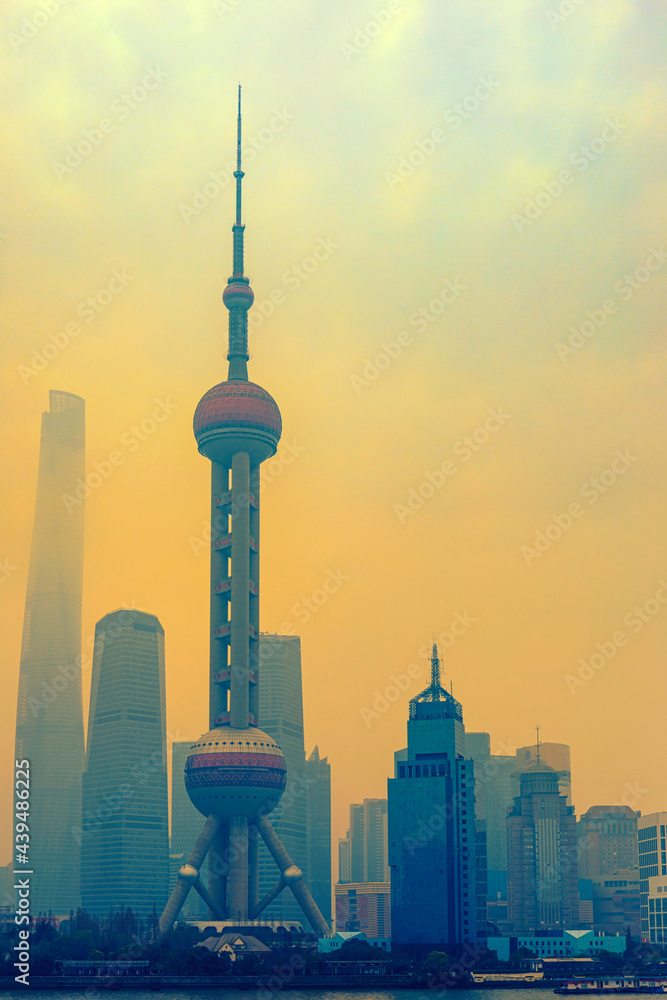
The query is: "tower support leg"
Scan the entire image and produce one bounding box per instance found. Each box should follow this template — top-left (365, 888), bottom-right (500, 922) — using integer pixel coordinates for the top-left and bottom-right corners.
top-left (256, 815), bottom-right (330, 936)
top-left (158, 814), bottom-right (220, 935)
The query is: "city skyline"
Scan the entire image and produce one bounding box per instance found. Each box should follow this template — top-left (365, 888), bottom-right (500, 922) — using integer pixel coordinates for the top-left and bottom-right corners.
top-left (2, 0), bottom-right (666, 875)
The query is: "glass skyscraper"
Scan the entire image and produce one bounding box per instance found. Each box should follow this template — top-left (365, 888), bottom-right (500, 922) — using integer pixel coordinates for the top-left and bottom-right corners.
top-left (388, 644), bottom-right (479, 948)
top-left (306, 746), bottom-right (332, 926)
top-left (14, 390), bottom-right (85, 915)
top-left (257, 634), bottom-right (307, 924)
top-left (81, 609), bottom-right (169, 920)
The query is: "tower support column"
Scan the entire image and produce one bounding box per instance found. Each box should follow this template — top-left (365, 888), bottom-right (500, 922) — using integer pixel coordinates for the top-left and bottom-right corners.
top-left (208, 820), bottom-right (229, 917)
top-left (227, 816), bottom-right (249, 919)
top-left (230, 450), bottom-right (250, 728)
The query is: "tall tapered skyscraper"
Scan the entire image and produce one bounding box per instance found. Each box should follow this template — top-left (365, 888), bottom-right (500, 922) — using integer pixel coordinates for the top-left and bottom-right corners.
top-left (158, 89), bottom-right (328, 936)
top-left (14, 390), bottom-right (85, 914)
top-left (81, 609), bottom-right (168, 919)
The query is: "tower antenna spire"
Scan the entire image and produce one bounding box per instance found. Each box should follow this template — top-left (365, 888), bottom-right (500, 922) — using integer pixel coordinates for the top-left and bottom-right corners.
top-left (234, 83), bottom-right (244, 270)
top-left (536, 725), bottom-right (541, 763)
top-left (223, 84), bottom-right (254, 380)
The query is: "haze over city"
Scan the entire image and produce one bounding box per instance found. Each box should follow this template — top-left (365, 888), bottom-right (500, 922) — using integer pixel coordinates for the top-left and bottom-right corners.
top-left (1, 0), bottom-right (666, 876)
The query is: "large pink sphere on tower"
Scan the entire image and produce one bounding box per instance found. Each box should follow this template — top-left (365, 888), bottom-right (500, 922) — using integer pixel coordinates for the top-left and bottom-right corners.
top-left (184, 727), bottom-right (287, 820)
top-left (193, 381), bottom-right (282, 465)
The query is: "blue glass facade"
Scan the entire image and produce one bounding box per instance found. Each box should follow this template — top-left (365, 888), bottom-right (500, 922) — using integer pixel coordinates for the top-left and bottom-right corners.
top-left (388, 645), bottom-right (479, 946)
top-left (81, 610), bottom-right (169, 920)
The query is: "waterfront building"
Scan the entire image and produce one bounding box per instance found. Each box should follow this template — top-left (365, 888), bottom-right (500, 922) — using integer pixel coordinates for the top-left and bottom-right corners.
top-left (14, 390), bottom-right (85, 915)
top-left (638, 812), bottom-right (667, 944)
top-left (388, 643), bottom-right (478, 947)
top-left (578, 806), bottom-right (639, 878)
top-left (487, 929), bottom-right (626, 962)
top-left (81, 609), bottom-right (169, 919)
top-left (334, 881), bottom-right (391, 937)
top-left (306, 746), bottom-right (332, 926)
top-left (506, 760), bottom-right (579, 933)
top-left (257, 633), bottom-right (307, 923)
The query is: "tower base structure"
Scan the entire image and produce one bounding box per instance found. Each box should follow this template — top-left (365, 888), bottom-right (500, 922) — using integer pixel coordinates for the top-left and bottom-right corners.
top-left (158, 810), bottom-right (329, 937)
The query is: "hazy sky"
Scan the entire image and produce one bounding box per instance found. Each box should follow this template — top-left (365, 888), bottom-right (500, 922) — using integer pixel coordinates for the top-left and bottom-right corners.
top-left (1, 0), bottom-right (666, 867)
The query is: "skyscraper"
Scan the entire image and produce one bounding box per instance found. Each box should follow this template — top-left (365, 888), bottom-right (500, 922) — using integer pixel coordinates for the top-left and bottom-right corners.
top-left (506, 762), bottom-right (578, 933)
top-left (638, 812), bottom-right (667, 944)
top-left (388, 643), bottom-right (478, 948)
top-left (158, 90), bottom-right (327, 936)
top-left (466, 732), bottom-right (515, 912)
top-left (257, 634), bottom-right (307, 923)
top-left (306, 747), bottom-right (332, 926)
top-left (340, 799), bottom-right (388, 885)
top-left (81, 609), bottom-right (169, 920)
top-left (363, 799), bottom-right (389, 883)
top-left (577, 806), bottom-right (639, 878)
top-left (14, 390), bottom-right (85, 915)
top-left (338, 836), bottom-right (351, 883)
top-left (171, 741), bottom-right (208, 918)
top-left (349, 803), bottom-right (365, 883)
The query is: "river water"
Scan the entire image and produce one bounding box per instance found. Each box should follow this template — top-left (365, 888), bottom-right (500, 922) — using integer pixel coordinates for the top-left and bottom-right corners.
top-left (1, 988), bottom-right (556, 1000)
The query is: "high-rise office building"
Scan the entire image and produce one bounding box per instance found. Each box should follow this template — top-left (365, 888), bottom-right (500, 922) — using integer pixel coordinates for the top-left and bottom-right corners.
top-left (348, 803), bottom-right (365, 883)
top-left (14, 390), bottom-right (85, 915)
top-left (363, 799), bottom-right (389, 882)
top-left (338, 836), bottom-right (351, 883)
top-left (638, 812), bottom-right (667, 944)
top-left (388, 644), bottom-right (478, 948)
top-left (466, 733), bottom-right (514, 921)
top-left (171, 741), bottom-right (208, 918)
top-left (256, 633), bottom-right (307, 924)
top-left (339, 799), bottom-right (388, 885)
top-left (81, 609), bottom-right (169, 920)
top-left (306, 747), bottom-right (332, 927)
top-left (506, 762), bottom-right (579, 933)
top-left (577, 806), bottom-right (639, 878)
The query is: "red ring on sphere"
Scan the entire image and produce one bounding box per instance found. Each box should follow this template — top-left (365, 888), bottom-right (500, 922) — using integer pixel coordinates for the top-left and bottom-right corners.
top-left (194, 381), bottom-right (282, 438)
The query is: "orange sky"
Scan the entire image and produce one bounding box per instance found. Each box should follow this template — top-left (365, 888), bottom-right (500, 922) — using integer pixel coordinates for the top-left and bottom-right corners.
top-left (1, 0), bottom-right (666, 867)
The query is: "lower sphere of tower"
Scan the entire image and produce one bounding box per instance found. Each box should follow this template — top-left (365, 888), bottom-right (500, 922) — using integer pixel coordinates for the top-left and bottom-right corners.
top-left (185, 726), bottom-right (286, 821)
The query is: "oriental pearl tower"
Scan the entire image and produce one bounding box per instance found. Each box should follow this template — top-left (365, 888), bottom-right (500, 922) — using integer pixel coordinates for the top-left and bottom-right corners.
top-left (159, 89), bottom-right (329, 936)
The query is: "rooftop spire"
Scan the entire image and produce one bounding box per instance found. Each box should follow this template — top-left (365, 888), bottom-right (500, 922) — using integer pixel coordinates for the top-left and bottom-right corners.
top-left (409, 640), bottom-right (463, 721)
top-left (223, 84), bottom-right (254, 381)
top-left (430, 641), bottom-right (441, 689)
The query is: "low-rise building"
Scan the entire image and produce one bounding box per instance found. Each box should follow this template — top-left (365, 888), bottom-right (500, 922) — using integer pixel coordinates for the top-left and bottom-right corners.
top-left (487, 929), bottom-right (626, 962)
